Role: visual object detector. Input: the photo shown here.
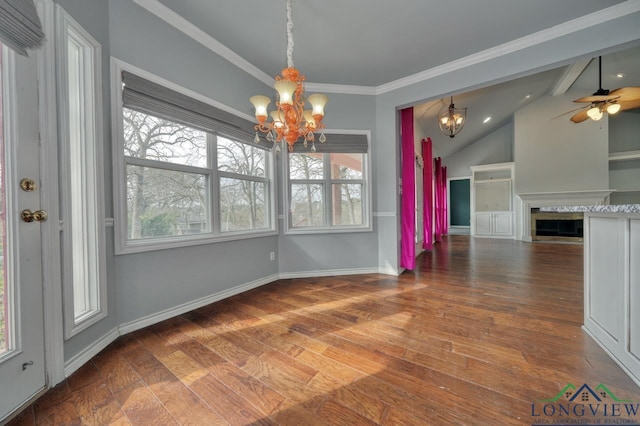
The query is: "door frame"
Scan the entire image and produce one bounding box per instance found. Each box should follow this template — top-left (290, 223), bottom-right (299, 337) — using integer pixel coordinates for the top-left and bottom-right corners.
top-left (36, 0), bottom-right (64, 388)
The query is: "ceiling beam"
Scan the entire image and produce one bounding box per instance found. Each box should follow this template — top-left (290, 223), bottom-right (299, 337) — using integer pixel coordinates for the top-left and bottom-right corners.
top-left (551, 59), bottom-right (592, 96)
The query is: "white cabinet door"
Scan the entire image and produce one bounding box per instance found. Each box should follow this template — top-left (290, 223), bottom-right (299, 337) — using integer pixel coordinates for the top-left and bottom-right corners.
top-left (493, 213), bottom-right (512, 236)
top-left (475, 213), bottom-right (492, 235)
top-left (585, 217), bottom-right (623, 354)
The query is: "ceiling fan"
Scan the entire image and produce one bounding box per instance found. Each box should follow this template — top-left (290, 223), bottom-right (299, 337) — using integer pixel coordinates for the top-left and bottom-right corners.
top-left (569, 56), bottom-right (640, 123)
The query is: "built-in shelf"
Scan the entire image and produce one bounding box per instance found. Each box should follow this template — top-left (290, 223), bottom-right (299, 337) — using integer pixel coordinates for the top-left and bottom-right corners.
top-left (609, 150), bottom-right (640, 162)
top-left (612, 189), bottom-right (640, 193)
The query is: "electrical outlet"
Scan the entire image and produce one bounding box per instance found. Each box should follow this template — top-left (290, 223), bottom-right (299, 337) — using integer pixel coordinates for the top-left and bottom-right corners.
top-left (270, 251), bottom-right (276, 261)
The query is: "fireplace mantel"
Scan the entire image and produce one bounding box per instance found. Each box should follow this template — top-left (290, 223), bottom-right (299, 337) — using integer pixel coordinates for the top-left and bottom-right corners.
top-left (516, 190), bottom-right (613, 241)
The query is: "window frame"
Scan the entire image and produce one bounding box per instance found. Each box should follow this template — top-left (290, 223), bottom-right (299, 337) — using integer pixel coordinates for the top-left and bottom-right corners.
top-left (112, 60), bottom-right (277, 254)
top-left (56, 6), bottom-right (107, 337)
top-left (283, 132), bottom-right (372, 234)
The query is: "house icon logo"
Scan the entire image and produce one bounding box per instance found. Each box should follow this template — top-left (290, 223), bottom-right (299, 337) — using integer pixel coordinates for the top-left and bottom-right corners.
top-left (538, 383), bottom-right (630, 403)
top-left (531, 383), bottom-right (639, 424)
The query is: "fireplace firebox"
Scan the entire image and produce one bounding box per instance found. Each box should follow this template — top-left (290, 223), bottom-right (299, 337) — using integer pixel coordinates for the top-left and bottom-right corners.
top-left (530, 209), bottom-right (583, 242)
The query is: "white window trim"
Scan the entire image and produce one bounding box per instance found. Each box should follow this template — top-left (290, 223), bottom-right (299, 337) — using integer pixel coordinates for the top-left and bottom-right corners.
top-left (111, 59), bottom-right (277, 255)
top-left (283, 130), bottom-right (373, 235)
top-left (56, 5), bottom-right (107, 338)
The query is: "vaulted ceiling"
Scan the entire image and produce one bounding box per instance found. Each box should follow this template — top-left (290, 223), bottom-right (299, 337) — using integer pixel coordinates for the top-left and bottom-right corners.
top-left (136, 0), bottom-right (640, 157)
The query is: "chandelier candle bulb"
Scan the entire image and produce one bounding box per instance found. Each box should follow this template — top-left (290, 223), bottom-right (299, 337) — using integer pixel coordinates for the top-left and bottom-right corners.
top-left (308, 93), bottom-right (328, 117)
top-left (249, 95), bottom-right (271, 122)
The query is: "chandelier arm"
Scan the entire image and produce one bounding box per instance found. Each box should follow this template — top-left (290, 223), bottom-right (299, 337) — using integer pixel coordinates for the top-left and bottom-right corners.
top-left (286, 0), bottom-right (294, 68)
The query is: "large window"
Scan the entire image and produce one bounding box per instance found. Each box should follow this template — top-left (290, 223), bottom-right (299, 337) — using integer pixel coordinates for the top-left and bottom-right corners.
top-left (285, 134), bottom-right (371, 233)
top-left (114, 66), bottom-right (275, 253)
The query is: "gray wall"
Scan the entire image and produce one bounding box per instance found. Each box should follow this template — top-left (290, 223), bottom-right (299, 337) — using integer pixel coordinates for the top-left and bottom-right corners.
top-left (277, 94), bottom-right (378, 274)
top-left (514, 94), bottom-right (609, 194)
top-left (444, 122), bottom-right (513, 178)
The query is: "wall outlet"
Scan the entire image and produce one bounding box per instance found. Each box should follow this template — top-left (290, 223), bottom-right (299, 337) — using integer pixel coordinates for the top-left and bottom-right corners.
top-left (269, 251), bottom-right (276, 261)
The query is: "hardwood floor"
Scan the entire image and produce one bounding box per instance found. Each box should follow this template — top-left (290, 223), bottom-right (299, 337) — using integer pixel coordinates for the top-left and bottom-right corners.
top-left (8, 236), bottom-right (640, 425)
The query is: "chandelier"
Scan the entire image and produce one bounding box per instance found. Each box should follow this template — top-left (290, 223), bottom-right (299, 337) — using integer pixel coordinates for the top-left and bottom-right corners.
top-left (438, 96), bottom-right (467, 138)
top-left (250, 0), bottom-right (328, 152)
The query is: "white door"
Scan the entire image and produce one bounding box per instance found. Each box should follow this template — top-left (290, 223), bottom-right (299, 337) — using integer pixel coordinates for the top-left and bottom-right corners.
top-left (0, 45), bottom-right (46, 420)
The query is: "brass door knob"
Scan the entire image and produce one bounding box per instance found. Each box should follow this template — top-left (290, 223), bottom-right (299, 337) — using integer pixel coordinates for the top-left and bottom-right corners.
top-left (21, 209), bottom-right (48, 223)
top-left (20, 178), bottom-right (37, 192)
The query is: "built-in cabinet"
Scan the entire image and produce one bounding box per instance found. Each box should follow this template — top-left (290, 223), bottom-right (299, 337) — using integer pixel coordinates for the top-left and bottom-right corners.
top-left (584, 212), bottom-right (640, 386)
top-left (470, 162), bottom-right (514, 238)
top-left (609, 111), bottom-right (640, 204)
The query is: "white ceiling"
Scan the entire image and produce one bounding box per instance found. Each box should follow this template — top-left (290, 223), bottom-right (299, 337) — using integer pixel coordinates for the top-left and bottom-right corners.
top-left (155, 0), bottom-right (623, 87)
top-left (139, 0), bottom-right (639, 158)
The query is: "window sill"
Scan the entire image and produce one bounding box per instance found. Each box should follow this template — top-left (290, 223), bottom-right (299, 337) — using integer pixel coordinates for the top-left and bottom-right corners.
top-left (283, 224), bottom-right (372, 236)
top-left (115, 228), bottom-right (278, 255)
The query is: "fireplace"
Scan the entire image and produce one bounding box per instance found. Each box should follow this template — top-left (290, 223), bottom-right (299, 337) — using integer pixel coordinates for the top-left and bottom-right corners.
top-left (516, 190), bottom-right (612, 242)
top-left (530, 209), bottom-right (583, 242)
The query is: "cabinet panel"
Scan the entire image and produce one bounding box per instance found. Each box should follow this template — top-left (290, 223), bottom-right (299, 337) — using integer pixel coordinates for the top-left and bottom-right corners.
top-left (587, 217), bottom-right (622, 342)
top-left (630, 220), bottom-right (640, 361)
top-left (493, 213), bottom-right (512, 236)
top-left (475, 213), bottom-right (492, 235)
top-left (475, 181), bottom-right (511, 212)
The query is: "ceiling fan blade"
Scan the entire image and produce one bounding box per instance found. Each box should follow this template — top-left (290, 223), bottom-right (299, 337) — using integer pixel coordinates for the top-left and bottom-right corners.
top-left (617, 99), bottom-right (640, 112)
top-left (609, 87), bottom-right (640, 102)
top-left (573, 94), bottom-right (618, 103)
top-left (570, 109), bottom-right (590, 123)
top-left (553, 105), bottom-right (588, 119)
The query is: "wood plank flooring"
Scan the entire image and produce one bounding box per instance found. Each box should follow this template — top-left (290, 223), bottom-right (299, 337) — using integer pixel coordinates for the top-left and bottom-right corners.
top-left (8, 236), bottom-right (640, 425)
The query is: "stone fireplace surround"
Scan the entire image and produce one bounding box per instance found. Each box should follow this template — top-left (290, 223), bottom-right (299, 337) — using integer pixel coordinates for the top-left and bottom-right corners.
top-left (516, 190), bottom-right (613, 242)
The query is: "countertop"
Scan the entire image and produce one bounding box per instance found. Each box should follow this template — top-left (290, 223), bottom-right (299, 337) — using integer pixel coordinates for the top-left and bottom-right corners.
top-left (540, 204), bottom-right (640, 213)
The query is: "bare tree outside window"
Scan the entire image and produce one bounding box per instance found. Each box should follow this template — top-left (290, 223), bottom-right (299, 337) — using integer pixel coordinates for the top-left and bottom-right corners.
top-left (217, 138), bottom-right (268, 232)
top-left (288, 152), bottom-right (364, 228)
top-left (123, 108), bottom-right (209, 239)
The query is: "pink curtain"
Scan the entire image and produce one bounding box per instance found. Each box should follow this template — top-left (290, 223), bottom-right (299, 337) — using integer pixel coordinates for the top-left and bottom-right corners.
top-left (422, 138), bottom-right (433, 250)
top-left (400, 108), bottom-right (415, 270)
top-left (434, 158), bottom-right (448, 241)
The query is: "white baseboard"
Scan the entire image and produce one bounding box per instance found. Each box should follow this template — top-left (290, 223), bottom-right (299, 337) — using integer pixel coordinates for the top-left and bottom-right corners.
top-left (278, 267), bottom-right (385, 279)
top-left (64, 327), bottom-right (119, 378)
top-left (119, 274), bottom-right (280, 335)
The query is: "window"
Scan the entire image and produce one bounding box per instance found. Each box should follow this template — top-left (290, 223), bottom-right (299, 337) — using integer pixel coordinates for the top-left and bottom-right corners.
top-left (114, 66), bottom-right (275, 253)
top-left (285, 134), bottom-right (371, 233)
top-left (57, 6), bottom-right (107, 336)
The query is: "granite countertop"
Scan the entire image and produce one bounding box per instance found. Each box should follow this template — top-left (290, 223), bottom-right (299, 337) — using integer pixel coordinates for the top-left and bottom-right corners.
top-left (540, 204), bottom-right (640, 213)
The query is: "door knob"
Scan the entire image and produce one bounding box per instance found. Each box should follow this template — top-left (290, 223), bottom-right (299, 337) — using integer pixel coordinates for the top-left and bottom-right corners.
top-left (20, 178), bottom-right (37, 192)
top-left (21, 209), bottom-right (48, 223)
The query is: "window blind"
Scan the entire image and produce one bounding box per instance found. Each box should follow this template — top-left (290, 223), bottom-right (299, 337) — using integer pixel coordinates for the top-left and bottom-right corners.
top-left (122, 71), bottom-right (273, 150)
top-left (0, 0), bottom-right (45, 56)
top-left (290, 133), bottom-right (368, 153)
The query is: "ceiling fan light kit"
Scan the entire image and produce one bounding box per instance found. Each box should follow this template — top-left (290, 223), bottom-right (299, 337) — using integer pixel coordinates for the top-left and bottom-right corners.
top-left (569, 56), bottom-right (640, 124)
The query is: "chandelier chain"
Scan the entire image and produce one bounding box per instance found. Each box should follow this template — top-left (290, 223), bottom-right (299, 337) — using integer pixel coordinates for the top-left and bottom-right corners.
top-left (286, 0), bottom-right (294, 68)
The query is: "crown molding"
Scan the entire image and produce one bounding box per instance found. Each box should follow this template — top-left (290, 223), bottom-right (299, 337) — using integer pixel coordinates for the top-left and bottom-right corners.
top-left (131, 0), bottom-right (640, 96)
top-left (305, 82), bottom-right (376, 96)
top-left (375, 1), bottom-right (640, 95)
